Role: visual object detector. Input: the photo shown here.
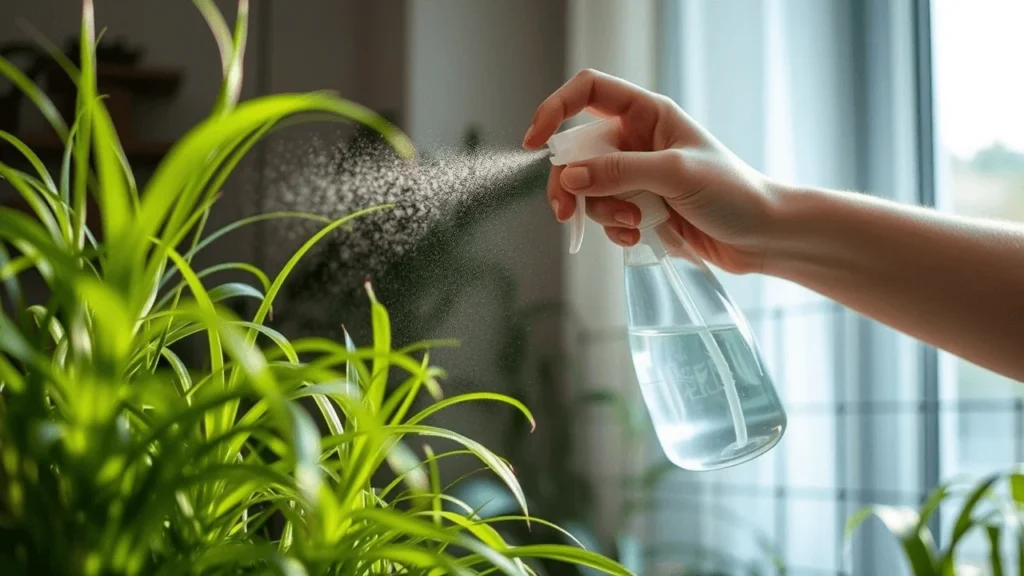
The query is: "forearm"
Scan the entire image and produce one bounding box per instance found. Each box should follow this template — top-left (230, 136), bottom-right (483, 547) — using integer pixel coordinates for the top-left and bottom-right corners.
top-left (764, 184), bottom-right (1024, 381)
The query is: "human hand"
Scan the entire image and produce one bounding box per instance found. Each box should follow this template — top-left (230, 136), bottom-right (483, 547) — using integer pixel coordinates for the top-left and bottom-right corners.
top-left (523, 69), bottom-right (782, 274)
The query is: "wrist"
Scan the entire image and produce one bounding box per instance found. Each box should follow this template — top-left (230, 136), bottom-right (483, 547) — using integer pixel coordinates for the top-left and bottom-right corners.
top-left (760, 182), bottom-right (835, 279)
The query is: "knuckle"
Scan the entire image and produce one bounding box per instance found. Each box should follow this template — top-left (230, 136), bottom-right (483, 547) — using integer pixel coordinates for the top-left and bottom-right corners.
top-left (603, 153), bottom-right (628, 187)
top-left (662, 149), bottom-right (689, 176)
top-left (576, 68), bottom-right (598, 82)
top-left (653, 94), bottom-right (676, 110)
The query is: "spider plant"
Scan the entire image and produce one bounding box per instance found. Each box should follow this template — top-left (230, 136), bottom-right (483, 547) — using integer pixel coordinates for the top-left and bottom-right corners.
top-left (846, 467), bottom-right (1024, 574)
top-left (0, 1), bottom-right (632, 574)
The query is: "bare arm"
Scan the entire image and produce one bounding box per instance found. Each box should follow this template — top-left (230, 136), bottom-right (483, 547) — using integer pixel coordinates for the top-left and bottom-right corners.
top-left (767, 185), bottom-right (1024, 380)
top-left (527, 68), bottom-right (1024, 381)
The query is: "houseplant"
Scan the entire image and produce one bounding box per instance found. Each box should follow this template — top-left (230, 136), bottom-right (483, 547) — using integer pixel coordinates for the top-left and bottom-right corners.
top-left (0, 1), bottom-right (633, 574)
top-left (847, 468), bottom-right (1024, 574)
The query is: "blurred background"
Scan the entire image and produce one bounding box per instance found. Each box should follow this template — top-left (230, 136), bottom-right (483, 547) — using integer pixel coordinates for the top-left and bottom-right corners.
top-left (2, 0), bottom-right (1023, 574)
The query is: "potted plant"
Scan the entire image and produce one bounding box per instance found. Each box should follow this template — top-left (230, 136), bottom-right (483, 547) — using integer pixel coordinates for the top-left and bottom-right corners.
top-left (0, 2), bottom-right (632, 574)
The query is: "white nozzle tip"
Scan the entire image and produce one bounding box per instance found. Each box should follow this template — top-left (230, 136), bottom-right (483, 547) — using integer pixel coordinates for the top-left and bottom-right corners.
top-left (547, 118), bottom-right (620, 166)
top-left (568, 198), bottom-right (586, 254)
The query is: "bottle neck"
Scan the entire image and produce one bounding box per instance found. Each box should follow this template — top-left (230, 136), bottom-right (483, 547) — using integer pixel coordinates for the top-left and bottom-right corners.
top-left (625, 224), bottom-right (674, 267)
top-left (617, 191), bottom-right (671, 231)
top-left (624, 221), bottom-right (708, 271)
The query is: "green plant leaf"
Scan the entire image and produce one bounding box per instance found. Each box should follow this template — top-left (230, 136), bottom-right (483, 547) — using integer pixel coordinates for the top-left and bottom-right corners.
top-left (952, 475), bottom-right (1002, 542)
top-left (156, 262), bottom-right (270, 311)
top-left (478, 516), bottom-right (588, 550)
top-left (177, 212), bottom-right (330, 276)
top-left (846, 506), bottom-right (938, 576)
top-left (917, 483), bottom-right (951, 534)
top-left (379, 449), bottom-right (476, 498)
top-left (383, 424), bottom-right (528, 519)
top-left (247, 206), bottom-right (391, 341)
top-left (288, 401), bottom-right (322, 505)
top-left (27, 304), bottom-right (65, 345)
top-left (1011, 473), bottom-right (1024, 507)
top-left (73, 5), bottom-right (95, 251)
top-left (349, 508), bottom-right (524, 576)
top-left (496, 545), bottom-right (632, 575)
top-left (221, 0), bottom-right (248, 113)
top-left (385, 440), bottom-right (429, 495)
top-left (373, 546), bottom-right (474, 575)
top-left (0, 56), bottom-right (68, 140)
top-left (193, 0), bottom-right (233, 76)
top-left (160, 347), bottom-right (192, 396)
top-left (987, 523), bottom-right (1005, 576)
top-left (431, 510), bottom-right (510, 551)
top-left (129, 95), bottom-right (411, 293)
top-left (0, 130), bottom-right (56, 192)
top-left (19, 170), bottom-right (73, 247)
top-left (207, 282), bottom-right (266, 306)
top-left (365, 280), bottom-right (391, 412)
top-left (424, 444), bottom-right (442, 524)
top-left (77, 275), bottom-right (134, 373)
top-left (0, 163), bottom-right (64, 243)
top-left (0, 243), bottom-right (25, 312)
top-left (405, 392), bottom-right (535, 432)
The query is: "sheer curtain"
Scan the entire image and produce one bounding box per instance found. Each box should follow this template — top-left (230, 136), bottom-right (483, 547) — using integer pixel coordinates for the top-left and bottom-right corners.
top-left (561, 0), bottom-right (658, 548)
top-left (566, 0), bottom-right (930, 574)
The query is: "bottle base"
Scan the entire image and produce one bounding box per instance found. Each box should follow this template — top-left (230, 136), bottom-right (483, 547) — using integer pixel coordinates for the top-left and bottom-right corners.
top-left (665, 430), bottom-right (783, 472)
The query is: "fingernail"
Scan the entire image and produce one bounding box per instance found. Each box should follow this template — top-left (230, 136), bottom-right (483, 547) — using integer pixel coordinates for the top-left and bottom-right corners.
top-left (522, 125), bottom-right (536, 147)
top-left (561, 166), bottom-right (591, 190)
top-left (615, 211), bottom-right (638, 226)
top-left (617, 229), bottom-right (637, 244)
top-left (552, 199), bottom-right (561, 219)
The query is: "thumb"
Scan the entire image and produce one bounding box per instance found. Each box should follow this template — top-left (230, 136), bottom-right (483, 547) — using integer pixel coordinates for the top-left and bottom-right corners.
top-left (559, 149), bottom-right (686, 199)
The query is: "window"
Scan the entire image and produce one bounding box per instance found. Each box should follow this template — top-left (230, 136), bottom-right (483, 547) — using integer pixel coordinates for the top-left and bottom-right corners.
top-left (931, 0), bottom-right (1024, 565)
top-left (643, 0), bottom-right (1023, 574)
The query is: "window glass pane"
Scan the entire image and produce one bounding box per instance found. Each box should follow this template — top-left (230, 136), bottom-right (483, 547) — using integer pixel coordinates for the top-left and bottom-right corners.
top-left (932, 0), bottom-right (1024, 483)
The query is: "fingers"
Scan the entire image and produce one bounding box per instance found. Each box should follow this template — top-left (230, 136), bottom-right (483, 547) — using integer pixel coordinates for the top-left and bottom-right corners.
top-left (604, 226), bottom-right (640, 247)
top-left (586, 197), bottom-right (641, 228)
top-left (558, 149), bottom-right (687, 199)
top-left (523, 69), bottom-right (659, 149)
top-left (548, 161), bottom-right (643, 227)
top-left (546, 165), bottom-right (574, 222)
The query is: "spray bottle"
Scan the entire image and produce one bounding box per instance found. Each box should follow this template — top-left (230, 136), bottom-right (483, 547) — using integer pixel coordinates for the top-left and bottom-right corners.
top-left (547, 118), bottom-right (786, 471)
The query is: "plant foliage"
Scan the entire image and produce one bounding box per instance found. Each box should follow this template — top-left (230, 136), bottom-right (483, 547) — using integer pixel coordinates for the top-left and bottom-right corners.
top-left (847, 467), bottom-right (1024, 575)
top-left (0, 2), bottom-right (632, 575)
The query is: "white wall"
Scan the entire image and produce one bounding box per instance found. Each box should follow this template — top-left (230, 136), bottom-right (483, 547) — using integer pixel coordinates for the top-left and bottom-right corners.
top-left (408, 0), bottom-right (566, 149)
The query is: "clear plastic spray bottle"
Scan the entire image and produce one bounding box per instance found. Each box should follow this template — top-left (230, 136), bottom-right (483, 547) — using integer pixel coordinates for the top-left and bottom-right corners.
top-left (547, 118), bottom-right (786, 471)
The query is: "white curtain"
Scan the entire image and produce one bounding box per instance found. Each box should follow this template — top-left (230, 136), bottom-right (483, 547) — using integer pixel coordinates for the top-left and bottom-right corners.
top-left (562, 0), bottom-right (658, 548)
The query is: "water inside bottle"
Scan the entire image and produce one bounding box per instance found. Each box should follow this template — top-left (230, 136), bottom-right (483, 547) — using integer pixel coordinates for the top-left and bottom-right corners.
top-left (628, 324), bottom-right (786, 471)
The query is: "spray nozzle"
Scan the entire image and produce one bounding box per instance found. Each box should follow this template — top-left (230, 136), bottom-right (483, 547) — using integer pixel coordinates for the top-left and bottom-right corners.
top-left (546, 118), bottom-right (670, 254)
